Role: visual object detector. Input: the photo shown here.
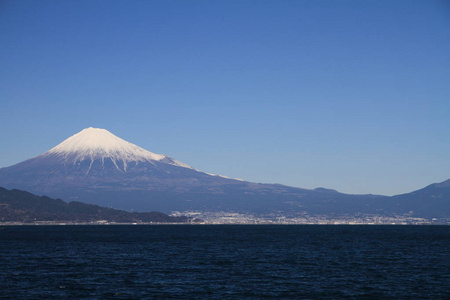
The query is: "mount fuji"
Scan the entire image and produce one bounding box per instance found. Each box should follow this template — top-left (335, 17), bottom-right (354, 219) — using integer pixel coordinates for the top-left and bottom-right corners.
top-left (0, 127), bottom-right (448, 219)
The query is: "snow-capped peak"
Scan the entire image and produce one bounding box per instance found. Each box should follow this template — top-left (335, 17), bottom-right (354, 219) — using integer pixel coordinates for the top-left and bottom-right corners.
top-left (44, 127), bottom-right (192, 171)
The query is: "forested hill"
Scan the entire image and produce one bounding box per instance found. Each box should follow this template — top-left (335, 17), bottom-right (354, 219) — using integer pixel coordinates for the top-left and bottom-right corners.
top-left (0, 187), bottom-right (191, 223)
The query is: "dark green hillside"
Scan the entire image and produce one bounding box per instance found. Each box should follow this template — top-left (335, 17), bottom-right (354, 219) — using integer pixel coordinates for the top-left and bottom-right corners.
top-left (0, 187), bottom-right (191, 223)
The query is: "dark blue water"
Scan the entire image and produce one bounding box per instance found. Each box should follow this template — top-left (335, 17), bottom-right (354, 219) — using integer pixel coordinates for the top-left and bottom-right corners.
top-left (0, 225), bottom-right (449, 299)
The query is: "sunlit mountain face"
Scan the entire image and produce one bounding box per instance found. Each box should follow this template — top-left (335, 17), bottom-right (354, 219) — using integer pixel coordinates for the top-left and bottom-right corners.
top-left (0, 128), bottom-right (448, 219)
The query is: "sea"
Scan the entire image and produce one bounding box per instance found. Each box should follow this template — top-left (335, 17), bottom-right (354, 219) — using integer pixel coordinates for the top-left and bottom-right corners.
top-left (0, 225), bottom-right (449, 299)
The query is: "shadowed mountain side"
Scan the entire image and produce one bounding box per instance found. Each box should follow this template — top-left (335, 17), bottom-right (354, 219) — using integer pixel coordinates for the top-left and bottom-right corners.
top-left (0, 154), bottom-right (232, 193)
top-left (1, 150), bottom-right (448, 218)
top-left (0, 187), bottom-right (191, 223)
top-left (0, 156), bottom-right (392, 215)
top-left (391, 181), bottom-right (450, 218)
top-left (0, 128), bottom-right (448, 219)
top-left (59, 186), bottom-right (392, 216)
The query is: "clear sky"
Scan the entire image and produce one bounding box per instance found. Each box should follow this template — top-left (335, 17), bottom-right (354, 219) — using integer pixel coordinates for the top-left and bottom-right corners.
top-left (1, 0), bottom-right (449, 196)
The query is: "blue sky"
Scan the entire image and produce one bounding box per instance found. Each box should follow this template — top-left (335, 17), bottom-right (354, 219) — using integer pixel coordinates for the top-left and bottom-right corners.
top-left (1, 0), bottom-right (449, 196)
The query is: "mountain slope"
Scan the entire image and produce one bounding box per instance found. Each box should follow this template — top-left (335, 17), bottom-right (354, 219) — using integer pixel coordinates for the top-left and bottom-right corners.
top-left (41, 127), bottom-right (192, 171)
top-left (0, 127), bottom-right (447, 219)
top-left (391, 180), bottom-right (450, 218)
top-left (0, 187), bottom-right (191, 223)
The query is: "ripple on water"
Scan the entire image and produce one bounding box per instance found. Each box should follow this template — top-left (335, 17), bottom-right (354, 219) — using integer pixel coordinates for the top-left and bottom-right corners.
top-left (0, 225), bottom-right (449, 299)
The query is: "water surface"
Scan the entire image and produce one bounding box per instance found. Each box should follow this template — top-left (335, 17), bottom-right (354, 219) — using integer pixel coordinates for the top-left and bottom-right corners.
top-left (1, 225), bottom-right (449, 299)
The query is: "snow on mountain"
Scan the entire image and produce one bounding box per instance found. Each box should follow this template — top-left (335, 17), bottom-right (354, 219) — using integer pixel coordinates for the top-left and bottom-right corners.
top-left (42, 127), bottom-right (192, 172)
top-left (0, 127), bottom-right (446, 219)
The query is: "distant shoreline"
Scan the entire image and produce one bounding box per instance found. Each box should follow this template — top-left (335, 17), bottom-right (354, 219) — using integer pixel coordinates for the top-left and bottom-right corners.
top-left (1, 222), bottom-right (448, 226)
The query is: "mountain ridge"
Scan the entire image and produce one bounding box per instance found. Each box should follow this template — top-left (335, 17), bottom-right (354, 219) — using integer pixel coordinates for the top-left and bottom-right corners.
top-left (0, 187), bottom-right (192, 223)
top-left (0, 128), bottom-right (448, 220)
